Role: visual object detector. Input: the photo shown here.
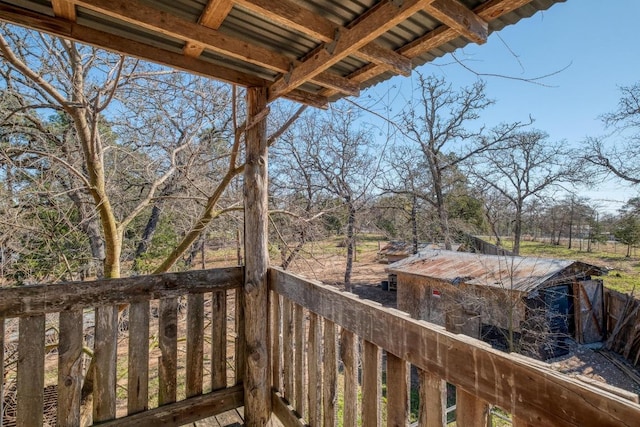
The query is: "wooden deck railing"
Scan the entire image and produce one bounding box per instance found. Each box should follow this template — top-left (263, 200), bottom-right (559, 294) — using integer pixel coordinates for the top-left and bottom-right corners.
top-left (0, 267), bottom-right (245, 427)
top-left (269, 267), bottom-right (640, 427)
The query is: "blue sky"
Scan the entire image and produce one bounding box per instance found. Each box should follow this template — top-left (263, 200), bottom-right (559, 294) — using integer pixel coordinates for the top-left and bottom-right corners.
top-left (364, 0), bottom-right (639, 212)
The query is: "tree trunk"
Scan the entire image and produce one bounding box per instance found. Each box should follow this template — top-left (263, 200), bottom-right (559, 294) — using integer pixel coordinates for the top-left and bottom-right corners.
top-left (411, 194), bottom-right (418, 254)
top-left (513, 206), bottom-right (523, 256)
top-left (344, 202), bottom-right (356, 291)
top-left (242, 86), bottom-right (271, 426)
top-left (133, 204), bottom-right (163, 273)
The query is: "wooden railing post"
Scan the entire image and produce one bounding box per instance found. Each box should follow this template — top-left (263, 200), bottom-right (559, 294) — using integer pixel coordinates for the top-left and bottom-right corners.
top-left (244, 85), bottom-right (271, 426)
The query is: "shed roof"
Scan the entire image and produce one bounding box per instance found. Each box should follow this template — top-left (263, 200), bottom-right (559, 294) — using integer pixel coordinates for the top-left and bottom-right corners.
top-left (0, 0), bottom-right (565, 108)
top-left (388, 249), bottom-right (605, 292)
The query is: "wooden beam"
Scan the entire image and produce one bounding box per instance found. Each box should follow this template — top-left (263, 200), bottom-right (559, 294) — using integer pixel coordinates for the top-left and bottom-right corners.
top-left (270, 268), bottom-right (640, 426)
top-left (424, 0), bottom-right (488, 44)
top-left (72, 0), bottom-right (357, 96)
top-left (243, 86), bottom-right (271, 424)
top-left (235, 0), bottom-right (411, 76)
top-left (268, 0), bottom-right (433, 100)
top-left (52, 0), bottom-right (77, 21)
top-left (184, 0), bottom-right (234, 58)
top-left (272, 391), bottom-right (308, 427)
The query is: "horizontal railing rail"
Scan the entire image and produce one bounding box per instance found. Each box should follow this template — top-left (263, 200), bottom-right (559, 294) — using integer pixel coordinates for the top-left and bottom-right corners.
top-left (269, 267), bottom-right (640, 427)
top-left (0, 267), bottom-right (245, 427)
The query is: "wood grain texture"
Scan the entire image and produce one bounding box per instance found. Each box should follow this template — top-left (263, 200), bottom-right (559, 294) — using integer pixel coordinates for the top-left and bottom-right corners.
top-left (425, 0), bottom-right (488, 44)
top-left (386, 352), bottom-right (409, 427)
top-left (58, 309), bottom-right (83, 426)
top-left (293, 304), bottom-right (306, 416)
top-left (0, 267), bottom-right (242, 318)
top-left (307, 312), bottom-right (321, 426)
top-left (234, 288), bottom-right (246, 386)
top-left (0, 317), bottom-right (4, 427)
top-left (271, 268), bottom-right (640, 427)
top-left (128, 300), bottom-right (150, 414)
top-left (97, 385), bottom-right (244, 427)
top-left (418, 369), bottom-right (446, 427)
top-left (158, 297), bottom-right (178, 406)
top-left (322, 319), bottom-right (337, 427)
top-left (187, 293), bottom-right (205, 397)
top-left (362, 340), bottom-right (381, 427)
top-left (340, 328), bottom-right (358, 427)
top-left (270, 291), bottom-right (281, 391)
top-left (271, 391), bottom-right (307, 427)
top-left (17, 315), bottom-right (45, 427)
top-left (211, 291), bottom-right (227, 391)
top-left (243, 86), bottom-right (271, 425)
top-left (94, 305), bottom-right (118, 422)
top-left (456, 388), bottom-right (489, 426)
top-left (283, 299), bottom-right (294, 402)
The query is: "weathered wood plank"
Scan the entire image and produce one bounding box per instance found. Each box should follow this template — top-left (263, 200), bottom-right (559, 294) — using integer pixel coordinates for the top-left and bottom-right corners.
top-left (187, 293), bottom-right (205, 398)
top-left (94, 305), bottom-right (118, 422)
top-left (340, 328), bottom-right (358, 427)
top-left (283, 298), bottom-right (294, 402)
top-left (270, 268), bottom-right (640, 427)
top-left (58, 309), bottom-right (83, 426)
top-left (272, 390), bottom-right (307, 427)
top-left (271, 291), bottom-right (281, 391)
top-left (323, 318), bottom-right (337, 427)
top-left (307, 312), bottom-right (321, 426)
top-left (293, 303), bottom-right (306, 417)
top-left (97, 385), bottom-right (244, 427)
top-left (128, 300), bottom-right (150, 414)
top-left (0, 316), bottom-right (4, 427)
top-left (234, 287), bottom-right (245, 386)
top-left (158, 297), bottom-right (178, 406)
top-left (211, 291), bottom-right (227, 391)
top-left (243, 86), bottom-right (271, 425)
top-left (17, 315), bottom-right (45, 427)
top-left (456, 388), bottom-right (488, 426)
top-left (0, 267), bottom-right (242, 318)
top-left (362, 340), bottom-right (381, 427)
top-left (386, 352), bottom-right (408, 427)
top-left (418, 369), bottom-right (446, 427)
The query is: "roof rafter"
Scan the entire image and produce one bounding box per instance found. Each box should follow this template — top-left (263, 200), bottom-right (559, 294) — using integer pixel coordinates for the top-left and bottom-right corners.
top-left (183, 0), bottom-right (233, 58)
top-left (51, 0), bottom-right (76, 21)
top-left (235, 0), bottom-right (412, 77)
top-left (268, 0), bottom-right (436, 101)
top-left (424, 0), bottom-right (488, 44)
top-left (70, 0), bottom-right (357, 96)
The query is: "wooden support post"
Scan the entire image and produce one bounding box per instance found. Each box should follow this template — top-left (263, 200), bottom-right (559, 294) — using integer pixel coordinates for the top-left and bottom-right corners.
top-left (244, 85), bottom-right (271, 426)
top-left (457, 388), bottom-right (489, 426)
top-left (17, 316), bottom-right (45, 427)
top-left (58, 309), bottom-right (84, 425)
top-left (386, 352), bottom-right (408, 427)
top-left (418, 369), bottom-right (447, 427)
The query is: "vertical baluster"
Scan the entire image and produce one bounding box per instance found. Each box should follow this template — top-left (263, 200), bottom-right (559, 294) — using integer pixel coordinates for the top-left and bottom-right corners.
top-left (270, 291), bottom-right (281, 391)
top-left (386, 352), bottom-right (408, 427)
top-left (211, 291), bottom-right (227, 391)
top-left (17, 315), bottom-right (44, 427)
top-left (456, 388), bottom-right (489, 426)
top-left (94, 305), bottom-right (118, 422)
top-left (58, 310), bottom-right (83, 426)
top-left (323, 318), bottom-right (337, 427)
top-left (293, 304), bottom-right (305, 416)
top-left (418, 369), bottom-right (447, 427)
top-left (282, 299), bottom-right (294, 402)
top-left (362, 340), bottom-right (381, 427)
top-left (186, 293), bottom-right (204, 397)
top-left (158, 297), bottom-right (178, 405)
top-left (234, 288), bottom-right (245, 385)
top-left (340, 328), bottom-right (358, 427)
top-left (307, 312), bottom-right (321, 425)
top-left (128, 300), bottom-right (150, 414)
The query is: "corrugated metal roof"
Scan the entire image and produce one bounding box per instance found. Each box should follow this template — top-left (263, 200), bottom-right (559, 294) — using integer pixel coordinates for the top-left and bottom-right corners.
top-left (389, 249), bottom-right (603, 292)
top-left (0, 0), bottom-right (567, 105)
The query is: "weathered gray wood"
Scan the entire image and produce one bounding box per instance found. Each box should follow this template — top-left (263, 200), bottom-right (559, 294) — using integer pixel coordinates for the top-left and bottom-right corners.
top-left (386, 352), bottom-right (408, 427)
top-left (283, 298), bottom-right (294, 402)
top-left (58, 309), bottom-right (83, 426)
top-left (128, 300), bottom-right (150, 414)
top-left (97, 385), bottom-right (244, 427)
top-left (307, 312), bottom-right (321, 426)
top-left (243, 85), bottom-right (270, 425)
top-left (158, 297), bottom-right (178, 405)
top-left (418, 369), bottom-right (446, 427)
top-left (293, 303), bottom-right (305, 416)
top-left (234, 287), bottom-right (245, 386)
top-left (340, 328), bottom-right (358, 427)
top-left (270, 291), bottom-right (281, 391)
top-left (323, 318), bottom-right (337, 427)
top-left (211, 290), bottom-right (227, 391)
top-left (272, 390), bottom-right (307, 427)
top-left (456, 388), bottom-right (488, 426)
top-left (94, 305), bottom-right (118, 422)
top-left (271, 268), bottom-right (640, 426)
top-left (17, 315), bottom-right (45, 427)
top-left (0, 267), bottom-right (242, 317)
top-left (362, 340), bottom-right (381, 427)
top-left (187, 293), bottom-right (205, 398)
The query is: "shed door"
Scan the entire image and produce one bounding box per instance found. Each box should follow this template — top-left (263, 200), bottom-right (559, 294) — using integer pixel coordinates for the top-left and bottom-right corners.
top-left (574, 280), bottom-right (605, 344)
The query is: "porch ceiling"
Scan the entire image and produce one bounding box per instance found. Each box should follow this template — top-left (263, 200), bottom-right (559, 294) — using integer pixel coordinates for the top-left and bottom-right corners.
top-left (0, 0), bottom-right (564, 108)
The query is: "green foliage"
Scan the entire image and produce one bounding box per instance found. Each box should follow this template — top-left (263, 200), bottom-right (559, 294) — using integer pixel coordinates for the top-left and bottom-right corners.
top-left (614, 215), bottom-right (640, 257)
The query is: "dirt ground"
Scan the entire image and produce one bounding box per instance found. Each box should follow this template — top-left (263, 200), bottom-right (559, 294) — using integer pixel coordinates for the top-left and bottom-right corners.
top-left (285, 249), bottom-right (640, 398)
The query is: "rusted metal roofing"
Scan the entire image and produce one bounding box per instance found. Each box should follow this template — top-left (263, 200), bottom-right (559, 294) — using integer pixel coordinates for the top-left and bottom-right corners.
top-left (379, 241), bottom-right (459, 256)
top-left (0, 0), bottom-right (566, 107)
top-left (389, 249), bottom-right (605, 292)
